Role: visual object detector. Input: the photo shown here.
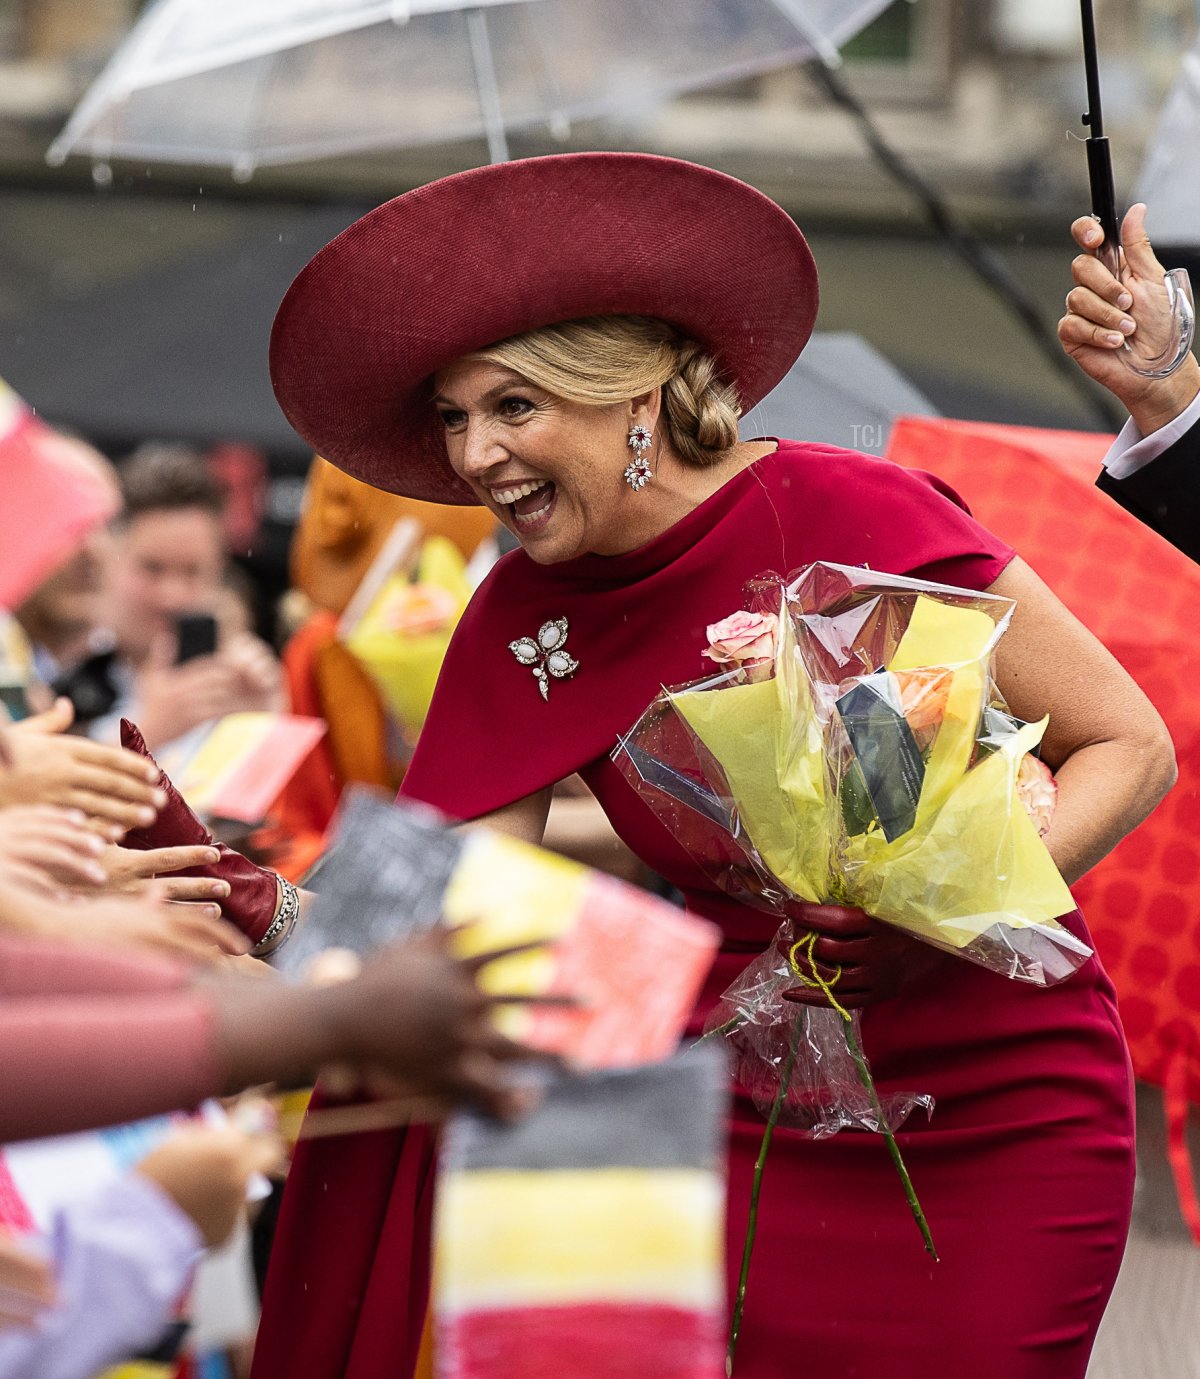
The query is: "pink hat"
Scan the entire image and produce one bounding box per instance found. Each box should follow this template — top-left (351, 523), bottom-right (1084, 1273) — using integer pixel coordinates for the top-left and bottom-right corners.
top-left (0, 381), bottom-right (118, 611)
top-left (270, 153), bottom-right (818, 504)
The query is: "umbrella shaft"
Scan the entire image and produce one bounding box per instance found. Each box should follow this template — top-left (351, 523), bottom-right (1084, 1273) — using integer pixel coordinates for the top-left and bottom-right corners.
top-left (1079, 0), bottom-right (1105, 136)
top-left (1086, 136), bottom-right (1119, 252)
top-left (1079, 0), bottom-right (1118, 252)
top-left (467, 8), bottom-right (510, 164)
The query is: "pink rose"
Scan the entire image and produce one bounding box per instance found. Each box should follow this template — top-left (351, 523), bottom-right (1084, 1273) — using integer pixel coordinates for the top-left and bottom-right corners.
top-left (1016, 754), bottom-right (1057, 838)
top-left (703, 610), bottom-right (777, 680)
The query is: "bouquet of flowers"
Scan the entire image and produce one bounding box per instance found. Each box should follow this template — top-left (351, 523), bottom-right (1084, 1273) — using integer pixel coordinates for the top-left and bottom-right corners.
top-left (613, 561), bottom-right (1087, 1369)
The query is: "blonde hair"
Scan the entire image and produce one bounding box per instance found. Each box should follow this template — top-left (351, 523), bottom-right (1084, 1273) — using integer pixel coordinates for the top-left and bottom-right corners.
top-left (470, 316), bottom-right (741, 467)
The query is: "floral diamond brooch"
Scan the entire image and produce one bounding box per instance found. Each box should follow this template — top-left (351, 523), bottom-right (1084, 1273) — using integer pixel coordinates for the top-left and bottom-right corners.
top-left (508, 618), bottom-right (579, 701)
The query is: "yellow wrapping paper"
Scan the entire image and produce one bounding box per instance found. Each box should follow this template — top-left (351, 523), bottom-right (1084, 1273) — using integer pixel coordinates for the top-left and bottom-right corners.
top-left (665, 595), bottom-right (1078, 955)
top-left (843, 597), bottom-right (1077, 946)
top-left (669, 614), bottom-right (830, 904)
top-left (96, 1368), bottom-right (172, 1379)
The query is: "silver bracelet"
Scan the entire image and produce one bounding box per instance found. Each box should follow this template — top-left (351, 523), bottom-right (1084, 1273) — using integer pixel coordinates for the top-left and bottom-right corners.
top-left (252, 875), bottom-right (301, 957)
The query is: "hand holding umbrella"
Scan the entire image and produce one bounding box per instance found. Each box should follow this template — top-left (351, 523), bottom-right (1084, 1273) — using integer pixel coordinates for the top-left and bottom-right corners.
top-left (1061, 203), bottom-right (1200, 431)
top-left (1076, 0), bottom-right (1194, 379)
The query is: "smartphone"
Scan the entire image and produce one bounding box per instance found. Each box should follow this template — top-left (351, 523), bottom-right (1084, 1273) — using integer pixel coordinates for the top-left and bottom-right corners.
top-left (174, 612), bottom-right (219, 664)
top-left (51, 650), bottom-right (121, 723)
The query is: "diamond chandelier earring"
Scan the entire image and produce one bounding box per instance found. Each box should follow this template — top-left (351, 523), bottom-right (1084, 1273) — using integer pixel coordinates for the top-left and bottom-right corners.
top-left (624, 424), bottom-right (653, 492)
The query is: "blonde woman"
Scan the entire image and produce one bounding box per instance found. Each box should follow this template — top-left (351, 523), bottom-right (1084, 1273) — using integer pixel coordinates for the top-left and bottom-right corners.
top-left (255, 154), bottom-right (1174, 1379)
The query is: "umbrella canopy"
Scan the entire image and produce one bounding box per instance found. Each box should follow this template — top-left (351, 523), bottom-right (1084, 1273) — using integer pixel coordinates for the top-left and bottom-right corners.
top-left (744, 331), bottom-right (938, 454)
top-left (48, 0), bottom-right (895, 171)
top-left (886, 416), bottom-right (1200, 1118)
top-left (1136, 36), bottom-right (1200, 250)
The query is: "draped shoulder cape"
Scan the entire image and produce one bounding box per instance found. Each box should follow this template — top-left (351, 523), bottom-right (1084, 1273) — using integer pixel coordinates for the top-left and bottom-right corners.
top-left (402, 440), bottom-right (1014, 819)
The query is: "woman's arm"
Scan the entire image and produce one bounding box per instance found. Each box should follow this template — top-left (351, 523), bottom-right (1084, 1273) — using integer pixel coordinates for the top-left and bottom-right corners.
top-left (0, 923), bottom-right (550, 1143)
top-left (476, 786), bottom-right (554, 847)
top-left (988, 556), bottom-right (1176, 884)
top-left (0, 933), bottom-right (189, 999)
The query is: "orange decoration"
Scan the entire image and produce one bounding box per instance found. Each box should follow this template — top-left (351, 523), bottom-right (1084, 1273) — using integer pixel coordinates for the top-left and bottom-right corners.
top-left (892, 665), bottom-right (952, 742)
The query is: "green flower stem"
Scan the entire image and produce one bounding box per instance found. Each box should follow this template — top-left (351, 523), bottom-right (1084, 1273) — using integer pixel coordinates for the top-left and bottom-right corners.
top-left (726, 1028), bottom-right (800, 1378)
top-left (694, 1013), bottom-right (745, 1046)
top-left (789, 926), bottom-right (939, 1262)
top-left (840, 1017), bottom-right (938, 1261)
top-left (701, 920), bottom-right (939, 1376)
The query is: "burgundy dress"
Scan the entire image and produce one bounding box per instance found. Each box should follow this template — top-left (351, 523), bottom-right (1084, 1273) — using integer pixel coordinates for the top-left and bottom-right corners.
top-left (255, 443), bottom-right (1134, 1379)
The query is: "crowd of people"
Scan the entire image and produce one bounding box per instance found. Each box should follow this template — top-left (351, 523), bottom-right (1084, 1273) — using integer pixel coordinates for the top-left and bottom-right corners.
top-left (10, 443), bottom-right (283, 751)
top-left (0, 395), bottom-right (551, 1373)
top-left (0, 150), bottom-right (1193, 1379)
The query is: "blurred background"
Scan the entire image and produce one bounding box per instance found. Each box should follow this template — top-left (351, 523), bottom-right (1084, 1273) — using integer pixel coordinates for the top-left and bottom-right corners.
top-left (1, 1), bottom-right (1195, 620)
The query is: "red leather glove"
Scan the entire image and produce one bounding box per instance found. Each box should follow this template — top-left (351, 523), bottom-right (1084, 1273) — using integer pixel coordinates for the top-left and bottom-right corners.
top-left (779, 902), bottom-right (943, 1010)
top-left (119, 720), bottom-right (278, 946)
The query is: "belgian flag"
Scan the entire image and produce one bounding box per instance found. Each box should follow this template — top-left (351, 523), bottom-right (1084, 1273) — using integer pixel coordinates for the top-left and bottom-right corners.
top-left (435, 1049), bottom-right (728, 1379)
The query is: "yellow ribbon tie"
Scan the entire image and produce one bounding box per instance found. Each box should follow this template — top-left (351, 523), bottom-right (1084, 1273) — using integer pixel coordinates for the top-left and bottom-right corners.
top-left (787, 932), bottom-right (851, 1022)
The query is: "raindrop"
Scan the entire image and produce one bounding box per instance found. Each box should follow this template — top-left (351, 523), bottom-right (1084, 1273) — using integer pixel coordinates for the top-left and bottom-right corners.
top-left (232, 156), bottom-right (256, 184)
top-left (549, 113), bottom-right (571, 142)
top-left (91, 161), bottom-right (113, 188)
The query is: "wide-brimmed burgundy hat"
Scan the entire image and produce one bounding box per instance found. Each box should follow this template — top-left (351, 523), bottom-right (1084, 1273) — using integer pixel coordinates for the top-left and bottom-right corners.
top-left (270, 152), bottom-right (818, 504)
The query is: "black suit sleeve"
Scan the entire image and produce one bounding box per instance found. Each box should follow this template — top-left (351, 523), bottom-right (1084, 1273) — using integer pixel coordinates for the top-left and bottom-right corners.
top-left (1096, 418), bottom-right (1200, 563)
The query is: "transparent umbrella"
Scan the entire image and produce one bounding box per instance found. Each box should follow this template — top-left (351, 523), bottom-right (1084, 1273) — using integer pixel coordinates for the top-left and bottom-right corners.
top-left (1135, 35), bottom-right (1200, 250)
top-left (47, 0), bottom-right (897, 174)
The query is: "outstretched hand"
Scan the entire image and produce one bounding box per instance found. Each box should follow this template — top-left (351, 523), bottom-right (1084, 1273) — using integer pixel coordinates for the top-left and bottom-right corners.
top-left (0, 806), bottom-right (108, 894)
top-left (320, 928), bottom-right (565, 1119)
top-left (1, 699), bottom-right (165, 836)
top-left (101, 843), bottom-right (231, 907)
top-left (1058, 203), bottom-right (1200, 433)
top-left (137, 1123), bottom-right (284, 1249)
top-left (0, 876), bottom-right (248, 965)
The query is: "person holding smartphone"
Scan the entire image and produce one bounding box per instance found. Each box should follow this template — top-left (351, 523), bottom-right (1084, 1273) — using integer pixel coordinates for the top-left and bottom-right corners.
top-left (85, 445), bottom-right (285, 750)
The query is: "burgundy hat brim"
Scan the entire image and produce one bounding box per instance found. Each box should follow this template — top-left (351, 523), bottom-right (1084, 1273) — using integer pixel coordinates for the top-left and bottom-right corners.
top-left (270, 152), bottom-right (818, 504)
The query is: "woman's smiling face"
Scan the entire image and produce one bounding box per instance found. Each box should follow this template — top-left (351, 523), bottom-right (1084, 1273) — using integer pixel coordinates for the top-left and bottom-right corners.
top-left (433, 358), bottom-right (643, 565)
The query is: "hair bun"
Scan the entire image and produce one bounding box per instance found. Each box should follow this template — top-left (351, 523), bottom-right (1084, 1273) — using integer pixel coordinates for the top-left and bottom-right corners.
top-left (663, 342), bottom-right (742, 466)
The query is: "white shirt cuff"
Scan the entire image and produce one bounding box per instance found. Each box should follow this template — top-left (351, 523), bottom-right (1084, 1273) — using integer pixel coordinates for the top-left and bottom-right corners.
top-left (1102, 385), bottom-right (1200, 480)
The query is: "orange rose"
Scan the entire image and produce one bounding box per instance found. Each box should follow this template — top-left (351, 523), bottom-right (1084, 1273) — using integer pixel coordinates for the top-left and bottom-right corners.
top-left (893, 667), bottom-right (951, 747)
